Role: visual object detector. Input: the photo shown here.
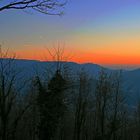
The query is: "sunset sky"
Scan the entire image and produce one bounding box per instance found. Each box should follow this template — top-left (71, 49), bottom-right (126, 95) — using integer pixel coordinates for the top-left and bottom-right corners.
top-left (1, 0), bottom-right (140, 65)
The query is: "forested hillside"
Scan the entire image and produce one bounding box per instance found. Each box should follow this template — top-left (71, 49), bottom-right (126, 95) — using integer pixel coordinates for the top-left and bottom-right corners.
top-left (0, 58), bottom-right (140, 140)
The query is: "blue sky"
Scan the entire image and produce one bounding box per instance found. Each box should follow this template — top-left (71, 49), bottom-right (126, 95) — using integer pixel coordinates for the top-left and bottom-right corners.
top-left (1, 0), bottom-right (140, 65)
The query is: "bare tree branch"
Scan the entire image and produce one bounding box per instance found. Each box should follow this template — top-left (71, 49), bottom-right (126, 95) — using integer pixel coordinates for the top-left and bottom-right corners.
top-left (0, 0), bottom-right (66, 15)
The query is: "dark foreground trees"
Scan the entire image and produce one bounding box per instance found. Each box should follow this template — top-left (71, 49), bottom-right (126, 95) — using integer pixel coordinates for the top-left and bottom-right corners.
top-left (0, 50), bottom-right (140, 140)
top-left (73, 71), bottom-right (90, 140)
top-left (0, 49), bottom-right (31, 140)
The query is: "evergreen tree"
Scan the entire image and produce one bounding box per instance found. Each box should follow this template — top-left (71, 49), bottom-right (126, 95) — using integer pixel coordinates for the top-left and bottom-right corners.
top-left (37, 70), bottom-right (67, 140)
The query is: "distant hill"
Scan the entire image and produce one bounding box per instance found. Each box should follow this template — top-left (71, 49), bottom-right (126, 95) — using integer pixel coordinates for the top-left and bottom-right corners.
top-left (1, 58), bottom-right (140, 105)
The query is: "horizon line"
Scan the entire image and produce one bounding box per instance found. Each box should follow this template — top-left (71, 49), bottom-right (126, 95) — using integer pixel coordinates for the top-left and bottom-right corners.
top-left (1, 58), bottom-right (140, 69)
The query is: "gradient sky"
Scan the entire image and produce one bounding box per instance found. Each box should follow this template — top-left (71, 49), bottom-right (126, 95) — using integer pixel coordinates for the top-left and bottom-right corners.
top-left (1, 0), bottom-right (140, 65)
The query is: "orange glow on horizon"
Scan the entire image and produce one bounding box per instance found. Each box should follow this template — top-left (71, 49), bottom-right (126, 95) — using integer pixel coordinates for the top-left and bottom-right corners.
top-left (14, 36), bottom-right (140, 66)
top-left (15, 49), bottom-right (140, 65)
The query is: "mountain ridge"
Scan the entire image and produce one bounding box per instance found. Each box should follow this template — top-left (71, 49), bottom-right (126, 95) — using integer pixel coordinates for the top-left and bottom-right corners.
top-left (1, 58), bottom-right (140, 105)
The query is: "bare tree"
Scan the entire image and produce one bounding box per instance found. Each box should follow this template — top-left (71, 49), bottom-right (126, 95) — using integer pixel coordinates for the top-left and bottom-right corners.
top-left (0, 47), bottom-right (17, 140)
top-left (134, 99), bottom-right (140, 140)
top-left (0, 0), bottom-right (66, 15)
top-left (0, 47), bottom-right (31, 140)
top-left (93, 70), bottom-right (126, 140)
top-left (73, 71), bottom-right (90, 140)
top-left (45, 44), bottom-right (73, 71)
top-left (107, 71), bottom-right (125, 140)
top-left (94, 69), bottom-right (111, 140)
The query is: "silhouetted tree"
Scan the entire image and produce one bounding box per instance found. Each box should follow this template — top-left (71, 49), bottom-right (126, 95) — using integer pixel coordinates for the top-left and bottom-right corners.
top-left (107, 71), bottom-right (125, 140)
top-left (94, 70), bottom-right (111, 140)
top-left (134, 99), bottom-right (140, 140)
top-left (73, 71), bottom-right (90, 140)
top-left (36, 70), bottom-right (67, 140)
top-left (0, 47), bottom-right (30, 140)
